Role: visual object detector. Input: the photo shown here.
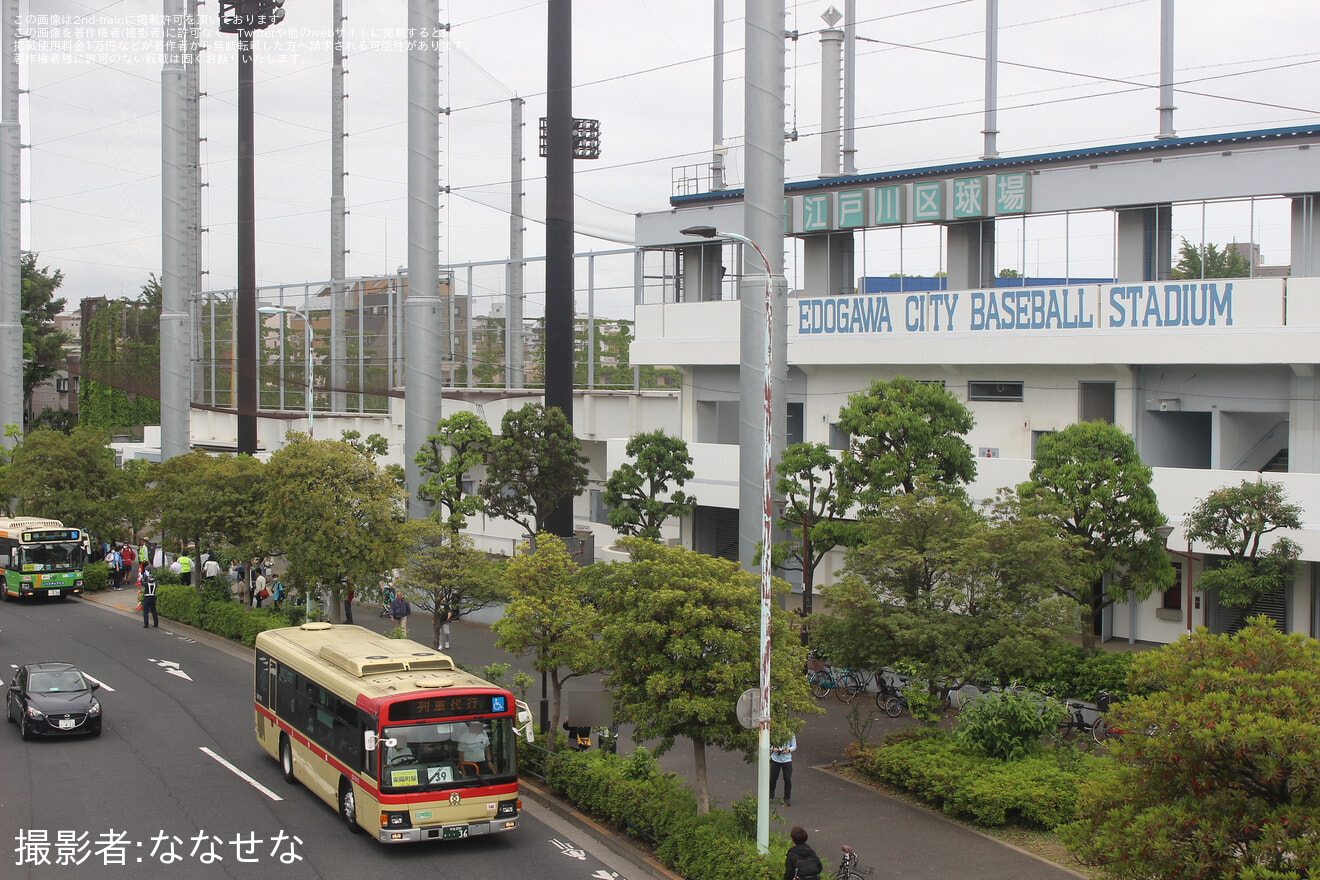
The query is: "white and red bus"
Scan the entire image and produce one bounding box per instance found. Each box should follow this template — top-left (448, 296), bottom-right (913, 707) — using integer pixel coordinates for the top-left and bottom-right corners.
top-left (254, 622), bottom-right (534, 843)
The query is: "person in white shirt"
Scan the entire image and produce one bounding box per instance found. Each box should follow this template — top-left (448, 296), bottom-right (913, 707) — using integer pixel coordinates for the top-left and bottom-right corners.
top-left (456, 722), bottom-right (492, 773)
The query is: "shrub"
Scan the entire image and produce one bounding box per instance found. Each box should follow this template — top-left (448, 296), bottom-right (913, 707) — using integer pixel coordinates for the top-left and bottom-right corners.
top-left (157, 584), bottom-right (200, 624)
top-left (201, 601), bottom-right (247, 640)
top-left (156, 567), bottom-right (183, 586)
top-left (1071, 651), bottom-right (1134, 701)
top-left (953, 691), bottom-right (1065, 761)
top-left (83, 561), bottom-right (109, 592)
top-left (240, 609), bottom-right (290, 647)
top-left (850, 733), bottom-right (1106, 829)
top-left (540, 746), bottom-right (784, 880)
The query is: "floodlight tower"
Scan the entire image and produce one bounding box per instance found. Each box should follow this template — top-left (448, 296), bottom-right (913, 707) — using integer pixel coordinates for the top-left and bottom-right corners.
top-left (218, 0), bottom-right (287, 454)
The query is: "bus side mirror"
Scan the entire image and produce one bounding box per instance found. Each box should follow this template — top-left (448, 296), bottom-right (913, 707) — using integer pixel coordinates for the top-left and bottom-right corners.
top-left (364, 731), bottom-right (379, 752)
top-left (515, 700), bottom-right (535, 743)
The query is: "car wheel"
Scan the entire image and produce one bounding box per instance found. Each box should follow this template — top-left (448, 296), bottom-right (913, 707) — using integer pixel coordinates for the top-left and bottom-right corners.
top-left (90, 721), bottom-right (102, 737)
top-left (5, 701), bottom-right (13, 724)
top-left (339, 781), bottom-right (360, 833)
top-left (280, 736), bottom-right (295, 784)
top-left (20, 717), bottom-right (34, 740)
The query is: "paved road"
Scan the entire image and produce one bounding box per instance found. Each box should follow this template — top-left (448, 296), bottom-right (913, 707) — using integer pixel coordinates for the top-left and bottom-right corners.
top-left (65, 588), bottom-right (1088, 880)
top-left (0, 593), bottom-right (657, 880)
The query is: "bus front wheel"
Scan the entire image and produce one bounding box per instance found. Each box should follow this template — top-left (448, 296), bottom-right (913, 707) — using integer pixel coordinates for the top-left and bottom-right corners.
top-left (339, 781), bottom-right (359, 833)
top-left (279, 736), bottom-right (295, 784)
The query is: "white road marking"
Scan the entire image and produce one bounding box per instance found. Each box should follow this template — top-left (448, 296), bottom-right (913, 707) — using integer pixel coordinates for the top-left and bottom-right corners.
top-left (82, 673), bottom-right (115, 692)
top-left (147, 658), bottom-right (193, 681)
top-left (550, 838), bottom-right (587, 860)
top-left (199, 747), bottom-right (283, 801)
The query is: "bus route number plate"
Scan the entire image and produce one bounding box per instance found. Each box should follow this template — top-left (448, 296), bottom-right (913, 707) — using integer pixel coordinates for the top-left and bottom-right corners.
top-left (442, 825), bottom-right (469, 841)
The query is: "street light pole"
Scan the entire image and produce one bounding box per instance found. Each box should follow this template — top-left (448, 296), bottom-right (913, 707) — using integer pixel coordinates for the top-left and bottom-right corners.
top-left (680, 224), bottom-right (774, 853)
top-left (258, 306), bottom-right (313, 439)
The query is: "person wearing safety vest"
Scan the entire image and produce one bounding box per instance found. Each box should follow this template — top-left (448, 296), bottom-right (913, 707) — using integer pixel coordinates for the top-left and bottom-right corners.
top-left (178, 553), bottom-right (192, 587)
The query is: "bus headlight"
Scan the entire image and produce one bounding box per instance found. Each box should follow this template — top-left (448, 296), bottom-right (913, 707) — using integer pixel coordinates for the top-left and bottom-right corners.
top-left (380, 811), bottom-right (411, 829)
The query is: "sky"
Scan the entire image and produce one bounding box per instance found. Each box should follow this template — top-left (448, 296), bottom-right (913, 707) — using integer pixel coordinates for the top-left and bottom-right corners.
top-left (21, 0), bottom-right (1320, 315)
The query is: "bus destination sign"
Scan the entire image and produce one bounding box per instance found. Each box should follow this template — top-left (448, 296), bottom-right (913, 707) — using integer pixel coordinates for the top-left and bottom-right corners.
top-left (389, 693), bottom-right (507, 722)
top-left (21, 530), bottom-right (80, 542)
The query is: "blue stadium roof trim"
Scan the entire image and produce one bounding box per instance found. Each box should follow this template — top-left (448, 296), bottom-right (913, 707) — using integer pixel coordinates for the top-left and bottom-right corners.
top-left (670, 124), bottom-right (1320, 207)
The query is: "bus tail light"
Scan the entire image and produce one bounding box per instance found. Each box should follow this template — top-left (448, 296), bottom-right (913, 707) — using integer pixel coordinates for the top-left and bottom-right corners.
top-left (381, 811), bottom-right (412, 829)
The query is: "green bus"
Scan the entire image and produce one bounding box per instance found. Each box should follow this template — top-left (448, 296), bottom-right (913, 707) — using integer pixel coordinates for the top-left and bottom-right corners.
top-left (0, 518), bottom-right (88, 601)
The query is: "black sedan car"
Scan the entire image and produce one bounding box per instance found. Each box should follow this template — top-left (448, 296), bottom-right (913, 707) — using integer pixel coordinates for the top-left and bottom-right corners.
top-left (6, 662), bottom-right (103, 739)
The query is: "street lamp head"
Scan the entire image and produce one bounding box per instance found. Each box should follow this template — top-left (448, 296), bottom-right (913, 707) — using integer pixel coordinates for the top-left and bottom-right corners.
top-left (680, 225), bottom-right (720, 239)
top-left (1155, 524), bottom-right (1175, 546)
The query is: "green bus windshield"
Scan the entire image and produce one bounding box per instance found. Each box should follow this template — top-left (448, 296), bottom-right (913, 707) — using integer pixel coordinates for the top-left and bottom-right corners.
top-left (18, 542), bottom-right (86, 573)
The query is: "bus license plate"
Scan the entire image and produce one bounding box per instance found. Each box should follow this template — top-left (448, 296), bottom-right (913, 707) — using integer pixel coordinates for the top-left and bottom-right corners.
top-left (442, 825), bottom-right (469, 841)
top-left (49, 590), bottom-right (60, 597)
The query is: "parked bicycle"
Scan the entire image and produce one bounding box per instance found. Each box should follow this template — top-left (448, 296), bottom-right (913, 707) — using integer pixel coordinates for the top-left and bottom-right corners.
top-left (831, 845), bottom-right (873, 880)
top-left (874, 679), bottom-right (908, 717)
top-left (808, 656), bottom-right (851, 701)
top-left (1056, 691), bottom-right (1113, 744)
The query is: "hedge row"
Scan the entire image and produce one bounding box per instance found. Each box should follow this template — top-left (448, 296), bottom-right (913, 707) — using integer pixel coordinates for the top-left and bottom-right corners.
top-left (156, 583), bottom-right (296, 647)
top-left (847, 730), bottom-right (1116, 829)
top-left (536, 746), bottom-right (785, 880)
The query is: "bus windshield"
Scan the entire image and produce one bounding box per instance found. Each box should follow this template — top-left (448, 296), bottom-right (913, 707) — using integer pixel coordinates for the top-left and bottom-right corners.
top-left (19, 542), bottom-right (86, 573)
top-left (380, 718), bottom-right (516, 792)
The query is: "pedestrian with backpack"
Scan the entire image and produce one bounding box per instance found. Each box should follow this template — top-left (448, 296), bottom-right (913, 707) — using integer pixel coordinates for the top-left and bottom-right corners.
top-left (784, 827), bottom-right (822, 880)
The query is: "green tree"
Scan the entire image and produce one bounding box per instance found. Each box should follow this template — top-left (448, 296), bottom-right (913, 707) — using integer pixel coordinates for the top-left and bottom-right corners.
top-left (834, 375), bottom-right (976, 522)
top-left (1185, 479), bottom-right (1303, 610)
top-left (119, 458), bottom-right (159, 544)
top-left (1060, 618), bottom-right (1320, 879)
top-left (259, 435), bottom-right (404, 616)
top-left (1020, 421), bottom-right (1174, 653)
top-left (596, 538), bottom-right (818, 814)
top-left (602, 429), bottom-right (695, 540)
top-left (20, 254), bottom-right (71, 424)
top-left (78, 280), bottom-right (162, 430)
top-left (414, 411), bottom-right (492, 531)
top-left (480, 403), bottom-right (588, 538)
top-left (490, 534), bottom-right (601, 748)
top-left (0, 424), bottom-right (23, 514)
top-left (28, 408), bottom-right (76, 434)
top-left (5, 426), bottom-right (124, 540)
top-left (772, 441), bottom-right (846, 620)
top-left (816, 486), bottom-right (1080, 715)
top-left (1171, 237), bottom-right (1253, 280)
top-left (396, 519), bottom-right (506, 650)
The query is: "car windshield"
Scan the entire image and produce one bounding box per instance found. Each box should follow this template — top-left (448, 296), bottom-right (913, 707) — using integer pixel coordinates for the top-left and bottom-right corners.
top-left (20, 542), bottom-right (85, 573)
top-left (379, 718), bottom-right (515, 792)
top-left (29, 670), bottom-right (88, 693)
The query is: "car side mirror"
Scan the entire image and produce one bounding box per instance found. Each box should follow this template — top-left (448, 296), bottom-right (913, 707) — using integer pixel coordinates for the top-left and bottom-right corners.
top-left (89, 682), bottom-right (100, 691)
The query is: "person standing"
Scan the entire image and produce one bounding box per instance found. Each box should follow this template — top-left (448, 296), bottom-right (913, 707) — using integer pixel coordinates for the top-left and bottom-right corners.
top-left (178, 551), bottom-right (192, 587)
top-left (108, 545), bottom-right (122, 591)
top-left (140, 562), bottom-right (159, 628)
top-left (783, 827), bottom-right (822, 880)
top-left (388, 592), bottom-right (410, 636)
top-left (253, 570), bottom-right (267, 608)
top-left (344, 586), bottom-right (354, 624)
top-left (271, 578), bottom-right (284, 611)
top-left (770, 733), bottom-right (797, 806)
top-left (439, 604), bottom-right (454, 649)
top-left (202, 554), bottom-right (221, 581)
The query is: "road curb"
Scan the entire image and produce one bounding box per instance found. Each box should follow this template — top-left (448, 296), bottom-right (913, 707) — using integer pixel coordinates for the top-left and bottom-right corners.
top-left (519, 778), bottom-right (683, 880)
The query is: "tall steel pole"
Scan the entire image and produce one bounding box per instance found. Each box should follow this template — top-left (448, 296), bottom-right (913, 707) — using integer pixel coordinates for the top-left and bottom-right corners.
top-left (711, 0), bottom-right (725, 190)
top-left (1156, 0), bottom-right (1176, 138)
top-left (161, 0), bottom-right (192, 461)
top-left (404, 0), bottom-right (444, 519)
top-left (544, 0), bottom-right (574, 541)
top-left (330, 0), bottom-right (347, 415)
top-left (507, 97), bottom-right (525, 389)
top-left (235, 27), bottom-right (258, 454)
top-left (0, 0), bottom-right (22, 444)
top-left (744, 0), bottom-right (786, 855)
top-left (981, 0), bottom-right (999, 159)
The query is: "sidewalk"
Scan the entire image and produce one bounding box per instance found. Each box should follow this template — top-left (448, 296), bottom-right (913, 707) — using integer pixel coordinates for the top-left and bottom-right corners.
top-left (81, 588), bottom-right (1085, 880)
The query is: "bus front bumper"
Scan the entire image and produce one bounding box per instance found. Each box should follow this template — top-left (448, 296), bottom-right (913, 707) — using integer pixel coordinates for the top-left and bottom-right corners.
top-left (377, 817), bottom-right (519, 844)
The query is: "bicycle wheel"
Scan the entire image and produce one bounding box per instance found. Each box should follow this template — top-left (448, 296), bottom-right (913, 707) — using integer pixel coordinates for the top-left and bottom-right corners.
top-left (881, 695), bottom-right (903, 718)
top-left (1091, 718), bottom-right (1110, 745)
top-left (810, 671), bottom-right (832, 700)
top-left (835, 672), bottom-right (861, 703)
